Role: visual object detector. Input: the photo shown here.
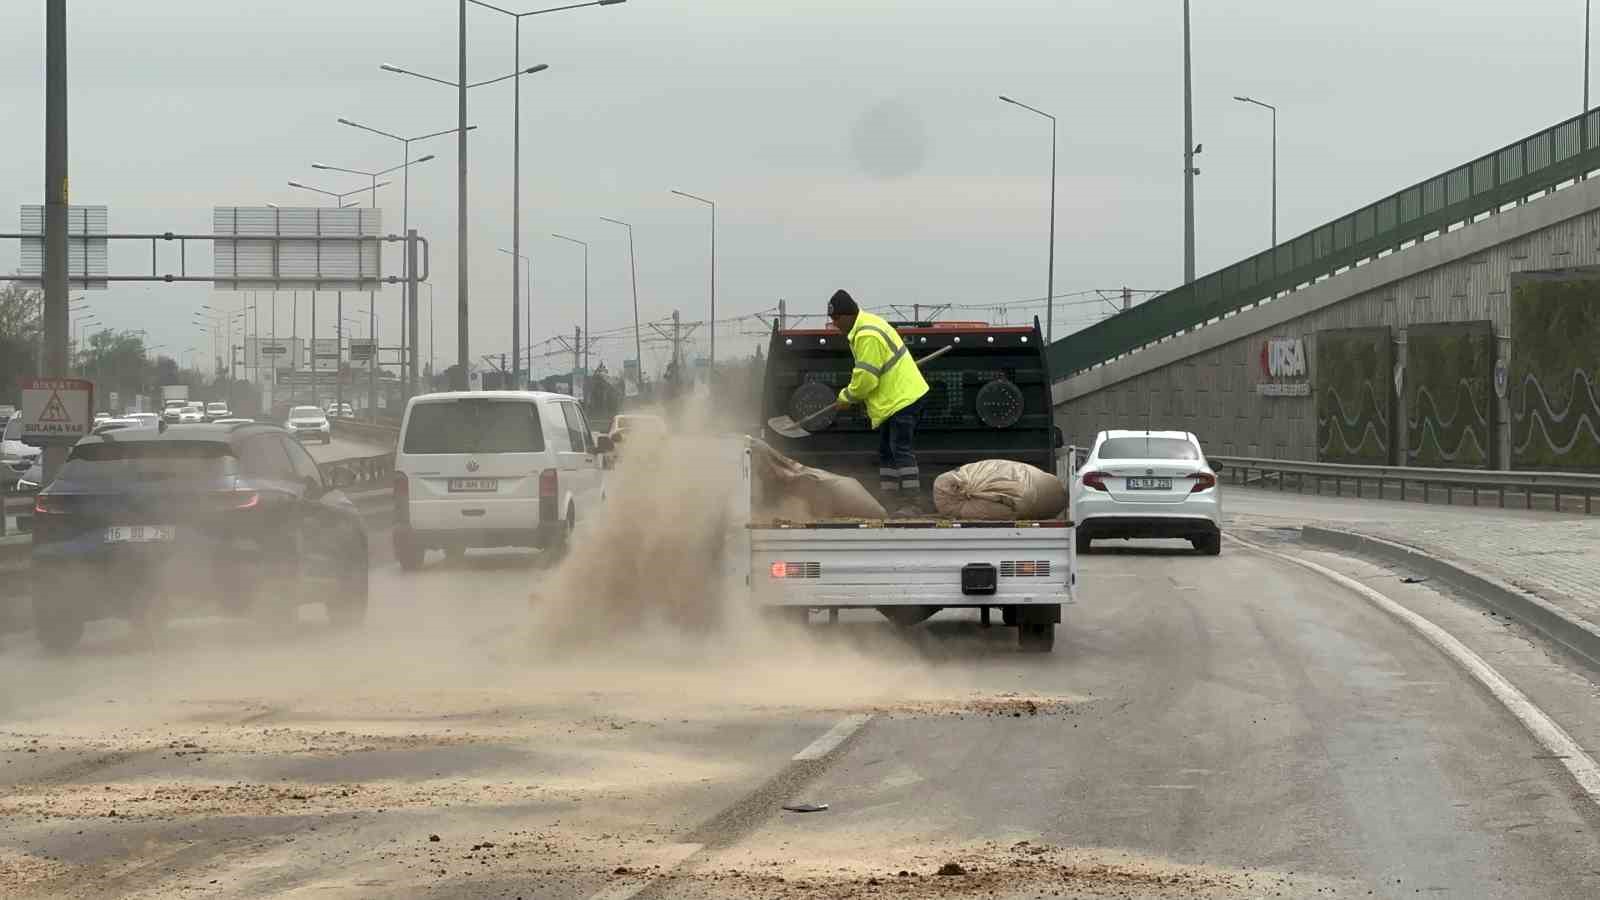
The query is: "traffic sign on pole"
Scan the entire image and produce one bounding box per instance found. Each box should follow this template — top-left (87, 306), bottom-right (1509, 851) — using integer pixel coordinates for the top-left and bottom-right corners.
top-left (19, 377), bottom-right (93, 443)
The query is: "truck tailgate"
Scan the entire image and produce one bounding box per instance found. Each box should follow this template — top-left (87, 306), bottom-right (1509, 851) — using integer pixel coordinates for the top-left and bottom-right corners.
top-left (750, 524), bottom-right (1074, 607)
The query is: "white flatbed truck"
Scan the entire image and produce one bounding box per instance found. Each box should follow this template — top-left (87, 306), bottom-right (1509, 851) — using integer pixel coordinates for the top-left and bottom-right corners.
top-left (731, 318), bottom-right (1076, 652)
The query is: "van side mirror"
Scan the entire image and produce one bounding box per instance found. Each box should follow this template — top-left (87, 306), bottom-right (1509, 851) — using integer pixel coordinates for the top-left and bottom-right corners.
top-left (1053, 426), bottom-right (1065, 449)
top-left (595, 434), bottom-right (615, 454)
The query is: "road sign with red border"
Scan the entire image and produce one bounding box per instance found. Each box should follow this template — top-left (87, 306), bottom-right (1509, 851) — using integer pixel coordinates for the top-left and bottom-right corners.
top-left (18, 377), bottom-right (94, 443)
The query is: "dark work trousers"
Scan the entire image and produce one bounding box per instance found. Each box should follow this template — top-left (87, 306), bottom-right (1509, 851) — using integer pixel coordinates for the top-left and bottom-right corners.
top-left (877, 396), bottom-right (925, 498)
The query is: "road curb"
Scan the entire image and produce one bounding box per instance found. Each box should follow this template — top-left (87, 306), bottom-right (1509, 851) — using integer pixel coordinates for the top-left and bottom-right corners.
top-left (1301, 525), bottom-right (1600, 676)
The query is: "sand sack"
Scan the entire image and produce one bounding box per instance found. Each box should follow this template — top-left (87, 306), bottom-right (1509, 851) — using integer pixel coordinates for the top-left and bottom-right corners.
top-left (749, 439), bottom-right (887, 520)
top-left (932, 459), bottom-right (1068, 520)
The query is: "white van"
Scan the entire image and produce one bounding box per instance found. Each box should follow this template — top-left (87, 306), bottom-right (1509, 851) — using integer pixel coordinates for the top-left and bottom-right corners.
top-left (392, 391), bottom-right (610, 570)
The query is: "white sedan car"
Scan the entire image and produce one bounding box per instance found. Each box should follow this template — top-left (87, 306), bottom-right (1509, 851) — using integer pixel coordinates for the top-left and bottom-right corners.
top-left (1071, 429), bottom-right (1222, 556)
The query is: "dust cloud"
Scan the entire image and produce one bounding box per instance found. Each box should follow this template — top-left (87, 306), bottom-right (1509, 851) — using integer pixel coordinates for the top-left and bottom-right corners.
top-left (523, 393), bottom-right (957, 713)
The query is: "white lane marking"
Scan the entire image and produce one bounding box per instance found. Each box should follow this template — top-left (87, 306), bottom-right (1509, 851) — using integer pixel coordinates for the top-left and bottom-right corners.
top-left (793, 714), bottom-right (872, 761)
top-left (585, 842), bottom-right (704, 900)
top-left (1234, 535), bottom-right (1600, 810)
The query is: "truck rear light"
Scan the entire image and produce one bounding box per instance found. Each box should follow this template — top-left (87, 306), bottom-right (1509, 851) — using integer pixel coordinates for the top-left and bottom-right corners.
top-left (393, 472), bottom-right (410, 526)
top-left (1000, 560), bottom-right (1051, 577)
top-left (227, 491), bottom-right (260, 510)
top-left (1081, 470), bottom-right (1109, 492)
top-left (539, 468), bottom-right (558, 499)
top-left (1189, 472), bottom-right (1217, 493)
top-left (33, 495), bottom-right (65, 515)
top-left (770, 561), bottom-right (820, 579)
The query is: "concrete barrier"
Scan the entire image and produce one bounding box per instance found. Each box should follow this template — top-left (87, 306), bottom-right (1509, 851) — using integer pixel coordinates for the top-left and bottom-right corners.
top-left (331, 418), bottom-right (400, 449)
top-left (1302, 526), bottom-right (1600, 676)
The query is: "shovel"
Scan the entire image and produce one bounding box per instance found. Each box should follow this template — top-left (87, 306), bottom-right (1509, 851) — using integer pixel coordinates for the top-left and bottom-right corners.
top-left (766, 345), bottom-right (953, 439)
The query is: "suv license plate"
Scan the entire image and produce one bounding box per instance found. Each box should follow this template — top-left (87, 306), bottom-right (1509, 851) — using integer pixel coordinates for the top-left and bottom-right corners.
top-left (105, 525), bottom-right (176, 543)
top-left (448, 478), bottom-right (499, 493)
top-left (1126, 477), bottom-right (1172, 490)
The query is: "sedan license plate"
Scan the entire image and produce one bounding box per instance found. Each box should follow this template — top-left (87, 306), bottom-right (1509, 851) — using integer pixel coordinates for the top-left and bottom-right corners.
top-left (1125, 477), bottom-right (1172, 490)
top-left (448, 478), bottom-right (499, 493)
top-left (105, 525), bottom-right (175, 543)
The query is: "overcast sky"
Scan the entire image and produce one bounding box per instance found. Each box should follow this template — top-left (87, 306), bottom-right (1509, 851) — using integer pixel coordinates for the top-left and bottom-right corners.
top-left (0, 0), bottom-right (1591, 379)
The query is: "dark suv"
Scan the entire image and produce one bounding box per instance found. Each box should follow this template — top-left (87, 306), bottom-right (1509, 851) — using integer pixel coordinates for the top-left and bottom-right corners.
top-left (29, 422), bottom-right (369, 650)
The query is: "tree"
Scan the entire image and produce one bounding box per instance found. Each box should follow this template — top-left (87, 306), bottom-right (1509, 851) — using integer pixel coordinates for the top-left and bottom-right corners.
top-left (0, 282), bottom-right (43, 405)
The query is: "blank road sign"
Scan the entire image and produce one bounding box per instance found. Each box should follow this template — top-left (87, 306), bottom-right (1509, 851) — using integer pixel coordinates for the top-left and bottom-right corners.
top-left (213, 206), bottom-right (383, 291)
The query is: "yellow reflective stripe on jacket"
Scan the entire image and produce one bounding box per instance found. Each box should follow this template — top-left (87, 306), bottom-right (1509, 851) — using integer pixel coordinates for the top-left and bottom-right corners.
top-left (837, 311), bottom-right (930, 429)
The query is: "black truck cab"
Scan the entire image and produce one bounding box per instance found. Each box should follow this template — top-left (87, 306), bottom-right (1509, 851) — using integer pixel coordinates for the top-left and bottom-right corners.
top-left (760, 317), bottom-right (1059, 490)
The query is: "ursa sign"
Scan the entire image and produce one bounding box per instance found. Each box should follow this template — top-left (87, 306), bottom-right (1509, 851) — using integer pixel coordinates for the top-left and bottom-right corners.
top-left (1257, 337), bottom-right (1310, 396)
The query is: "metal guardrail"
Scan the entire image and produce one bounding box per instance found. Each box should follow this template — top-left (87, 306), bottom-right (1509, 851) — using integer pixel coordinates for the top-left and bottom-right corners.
top-left (1209, 455), bottom-right (1600, 514)
top-left (1048, 108), bottom-right (1600, 378)
top-left (331, 418), bottom-right (400, 447)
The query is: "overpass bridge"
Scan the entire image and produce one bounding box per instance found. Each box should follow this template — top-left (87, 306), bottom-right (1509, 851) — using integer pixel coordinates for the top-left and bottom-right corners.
top-left (1051, 109), bottom-right (1600, 473)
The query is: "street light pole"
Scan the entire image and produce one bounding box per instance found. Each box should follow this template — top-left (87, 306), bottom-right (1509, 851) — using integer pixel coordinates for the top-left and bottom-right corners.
top-left (998, 95), bottom-right (1057, 343)
top-left (380, 60), bottom-right (550, 391)
top-left (43, 0), bottom-right (69, 481)
top-left (599, 216), bottom-right (643, 388)
top-left (335, 119), bottom-right (475, 397)
top-left (498, 247), bottom-right (532, 385)
top-left (670, 189), bottom-right (716, 369)
top-left (1233, 96), bottom-right (1277, 248)
top-left (1183, 0), bottom-right (1196, 285)
top-left (551, 233), bottom-right (590, 380)
top-left (311, 156), bottom-right (436, 399)
top-left (468, 0), bottom-right (627, 389)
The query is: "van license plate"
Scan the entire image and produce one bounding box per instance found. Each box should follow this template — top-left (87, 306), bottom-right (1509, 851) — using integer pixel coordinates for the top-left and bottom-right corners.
top-left (448, 478), bottom-right (499, 492)
top-left (106, 525), bottom-right (175, 543)
top-left (1126, 478), bottom-right (1172, 490)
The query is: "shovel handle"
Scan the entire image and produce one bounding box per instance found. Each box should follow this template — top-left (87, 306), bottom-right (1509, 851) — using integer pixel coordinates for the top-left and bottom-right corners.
top-left (797, 344), bottom-right (957, 428)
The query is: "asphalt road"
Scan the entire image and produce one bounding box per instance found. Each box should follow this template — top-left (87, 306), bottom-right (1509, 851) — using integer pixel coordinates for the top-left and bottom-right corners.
top-left (2, 528), bottom-right (1599, 898)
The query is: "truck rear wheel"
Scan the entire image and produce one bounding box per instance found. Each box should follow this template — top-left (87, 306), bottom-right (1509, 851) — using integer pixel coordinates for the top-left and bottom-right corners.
top-left (877, 606), bottom-right (939, 627)
top-left (1018, 623), bottom-right (1054, 653)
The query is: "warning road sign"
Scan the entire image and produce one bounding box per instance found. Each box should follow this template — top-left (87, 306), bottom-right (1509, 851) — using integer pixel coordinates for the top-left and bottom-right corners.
top-left (18, 377), bottom-right (93, 443)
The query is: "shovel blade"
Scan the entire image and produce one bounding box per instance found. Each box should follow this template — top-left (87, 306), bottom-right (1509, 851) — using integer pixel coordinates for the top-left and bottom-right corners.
top-left (766, 415), bottom-right (812, 439)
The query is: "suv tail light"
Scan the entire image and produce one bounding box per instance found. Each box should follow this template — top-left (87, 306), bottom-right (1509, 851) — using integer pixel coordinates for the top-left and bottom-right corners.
top-left (33, 494), bottom-right (65, 515)
top-left (226, 491), bottom-right (260, 510)
top-left (539, 468), bottom-right (559, 523)
top-left (393, 472), bottom-right (410, 526)
top-left (1081, 470), bottom-right (1109, 492)
top-left (1189, 472), bottom-right (1217, 493)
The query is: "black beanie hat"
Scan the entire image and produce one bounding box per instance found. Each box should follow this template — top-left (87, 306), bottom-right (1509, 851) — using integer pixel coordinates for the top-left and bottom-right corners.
top-left (827, 289), bottom-right (859, 317)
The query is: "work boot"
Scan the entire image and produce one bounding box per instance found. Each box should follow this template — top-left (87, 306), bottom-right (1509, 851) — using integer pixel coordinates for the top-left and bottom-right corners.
top-left (892, 498), bottom-right (930, 518)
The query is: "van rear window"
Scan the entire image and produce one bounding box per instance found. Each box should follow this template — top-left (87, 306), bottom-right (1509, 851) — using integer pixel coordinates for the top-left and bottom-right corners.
top-left (403, 400), bottom-right (545, 454)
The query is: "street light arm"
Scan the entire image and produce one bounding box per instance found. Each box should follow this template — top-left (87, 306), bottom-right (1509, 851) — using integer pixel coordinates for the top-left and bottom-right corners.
top-left (287, 181), bottom-right (339, 199)
top-left (466, 64), bottom-right (549, 89)
top-left (998, 95), bottom-right (1056, 121)
top-left (551, 233), bottom-right (587, 247)
top-left (415, 124), bottom-right (477, 142)
top-left (313, 163), bottom-right (378, 178)
top-left (1234, 95), bottom-right (1276, 112)
top-left (338, 117), bottom-right (405, 142)
top-left (471, 0), bottom-right (624, 16)
top-left (498, 247), bottom-right (530, 260)
top-left (598, 216), bottom-right (632, 230)
top-left (670, 189), bottom-right (714, 207)
top-left (380, 63), bottom-right (460, 88)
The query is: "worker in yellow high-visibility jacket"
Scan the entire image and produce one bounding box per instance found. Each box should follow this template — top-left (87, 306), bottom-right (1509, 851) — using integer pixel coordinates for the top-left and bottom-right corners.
top-left (828, 289), bottom-right (930, 506)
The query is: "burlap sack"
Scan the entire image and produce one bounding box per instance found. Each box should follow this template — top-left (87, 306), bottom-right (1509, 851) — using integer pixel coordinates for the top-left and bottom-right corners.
top-left (932, 459), bottom-right (1068, 520)
top-left (749, 439), bottom-right (887, 520)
